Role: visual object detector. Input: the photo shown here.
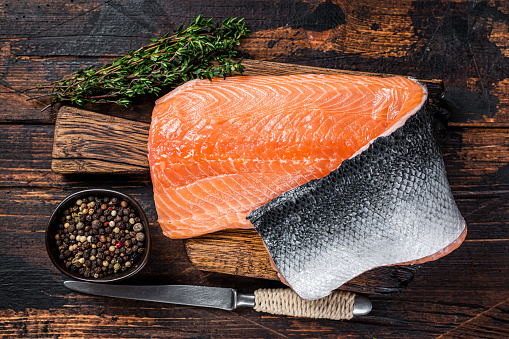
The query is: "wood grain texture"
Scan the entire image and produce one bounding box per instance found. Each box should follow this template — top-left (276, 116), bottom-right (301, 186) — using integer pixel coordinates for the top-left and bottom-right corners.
top-left (2, 0), bottom-right (509, 337)
top-left (52, 106), bottom-right (150, 174)
top-left (1, 0), bottom-right (508, 124)
top-left (436, 297), bottom-right (509, 339)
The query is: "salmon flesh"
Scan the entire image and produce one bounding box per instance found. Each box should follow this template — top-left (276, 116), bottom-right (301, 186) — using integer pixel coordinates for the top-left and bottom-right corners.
top-left (149, 74), bottom-right (466, 299)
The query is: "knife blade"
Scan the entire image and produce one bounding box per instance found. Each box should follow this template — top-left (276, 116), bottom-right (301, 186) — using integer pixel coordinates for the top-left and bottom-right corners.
top-left (64, 280), bottom-right (371, 320)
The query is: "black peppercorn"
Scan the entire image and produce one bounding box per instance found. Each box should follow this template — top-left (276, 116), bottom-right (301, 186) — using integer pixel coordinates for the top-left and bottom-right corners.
top-left (55, 194), bottom-right (145, 280)
top-left (92, 220), bottom-right (101, 229)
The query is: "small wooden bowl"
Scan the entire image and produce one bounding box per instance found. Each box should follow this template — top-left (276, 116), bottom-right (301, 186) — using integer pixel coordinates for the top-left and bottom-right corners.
top-left (46, 189), bottom-right (151, 283)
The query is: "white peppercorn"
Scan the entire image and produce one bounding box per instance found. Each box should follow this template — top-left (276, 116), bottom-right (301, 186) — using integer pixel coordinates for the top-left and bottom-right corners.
top-left (135, 233), bottom-right (145, 242)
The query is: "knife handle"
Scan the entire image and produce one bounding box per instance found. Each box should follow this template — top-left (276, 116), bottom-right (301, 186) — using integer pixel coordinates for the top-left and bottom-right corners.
top-left (253, 288), bottom-right (357, 320)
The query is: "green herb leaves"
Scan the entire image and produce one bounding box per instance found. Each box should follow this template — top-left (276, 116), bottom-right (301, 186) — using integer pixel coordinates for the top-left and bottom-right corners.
top-left (32, 15), bottom-right (250, 107)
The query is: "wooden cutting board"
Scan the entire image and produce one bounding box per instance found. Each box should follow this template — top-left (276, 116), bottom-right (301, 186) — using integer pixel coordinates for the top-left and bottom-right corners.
top-left (52, 59), bottom-right (443, 294)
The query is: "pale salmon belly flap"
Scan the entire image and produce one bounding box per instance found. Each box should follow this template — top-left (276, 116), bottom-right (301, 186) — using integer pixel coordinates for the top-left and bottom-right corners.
top-left (148, 74), bottom-right (427, 239)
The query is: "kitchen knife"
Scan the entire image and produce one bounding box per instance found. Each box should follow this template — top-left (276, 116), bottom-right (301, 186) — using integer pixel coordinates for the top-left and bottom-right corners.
top-left (64, 280), bottom-right (371, 320)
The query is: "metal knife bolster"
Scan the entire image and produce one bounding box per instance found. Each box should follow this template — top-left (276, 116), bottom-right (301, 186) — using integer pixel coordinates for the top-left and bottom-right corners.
top-left (235, 291), bottom-right (256, 308)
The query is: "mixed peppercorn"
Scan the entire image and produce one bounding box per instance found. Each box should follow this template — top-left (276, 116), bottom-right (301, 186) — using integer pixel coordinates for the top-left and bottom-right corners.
top-left (54, 195), bottom-right (146, 279)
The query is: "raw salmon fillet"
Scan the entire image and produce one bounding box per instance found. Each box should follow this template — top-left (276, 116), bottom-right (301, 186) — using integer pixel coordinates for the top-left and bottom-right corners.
top-left (149, 74), bottom-right (429, 239)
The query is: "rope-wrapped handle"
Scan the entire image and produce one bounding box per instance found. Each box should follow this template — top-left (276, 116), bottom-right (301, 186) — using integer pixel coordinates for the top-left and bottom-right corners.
top-left (253, 288), bottom-right (356, 320)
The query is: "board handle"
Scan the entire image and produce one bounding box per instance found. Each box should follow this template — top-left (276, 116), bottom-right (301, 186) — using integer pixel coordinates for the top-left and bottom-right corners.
top-left (252, 288), bottom-right (371, 320)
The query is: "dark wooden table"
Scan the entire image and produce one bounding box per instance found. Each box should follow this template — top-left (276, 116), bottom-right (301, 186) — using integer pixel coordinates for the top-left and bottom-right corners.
top-left (1, 1), bottom-right (508, 338)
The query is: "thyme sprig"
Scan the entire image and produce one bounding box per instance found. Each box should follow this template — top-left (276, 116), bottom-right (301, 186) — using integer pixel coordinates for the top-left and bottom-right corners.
top-left (28, 15), bottom-right (250, 107)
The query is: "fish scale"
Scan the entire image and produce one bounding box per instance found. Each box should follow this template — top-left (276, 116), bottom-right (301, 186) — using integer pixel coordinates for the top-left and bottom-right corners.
top-left (248, 107), bottom-right (466, 301)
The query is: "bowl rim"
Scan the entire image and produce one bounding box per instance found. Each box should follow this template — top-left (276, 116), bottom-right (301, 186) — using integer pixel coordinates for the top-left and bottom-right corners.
top-left (46, 189), bottom-right (151, 283)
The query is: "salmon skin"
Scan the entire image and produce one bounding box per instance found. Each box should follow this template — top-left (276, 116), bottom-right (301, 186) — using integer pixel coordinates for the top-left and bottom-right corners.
top-left (149, 74), bottom-right (429, 239)
top-left (248, 104), bottom-right (466, 300)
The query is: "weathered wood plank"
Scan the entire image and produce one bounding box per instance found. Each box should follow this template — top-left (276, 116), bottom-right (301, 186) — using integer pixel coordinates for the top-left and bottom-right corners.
top-left (1, 0), bottom-right (508, 124)
top-left (0, 237), bottom-right (507, 337)
top-left (52, 106), bottom-right (150, 174)
top-left (437, 297), bottom-right (509, 339)
top-left (439, 127), bottom-right (509, 191)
